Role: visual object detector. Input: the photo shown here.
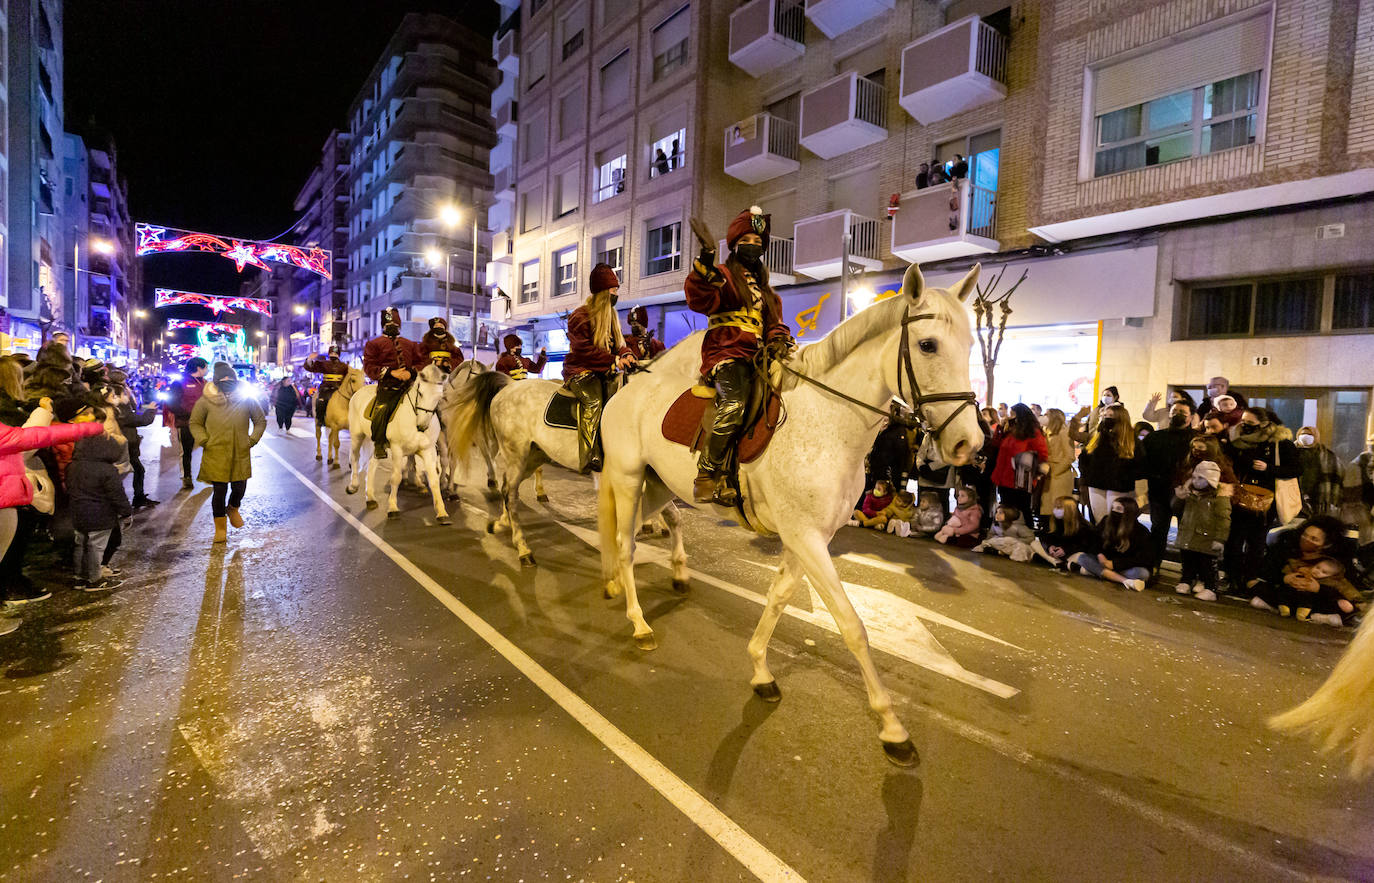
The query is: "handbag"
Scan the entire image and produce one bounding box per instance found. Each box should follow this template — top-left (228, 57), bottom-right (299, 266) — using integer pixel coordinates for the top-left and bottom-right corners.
top-left (1232, 482), bottom-right (1274, 515)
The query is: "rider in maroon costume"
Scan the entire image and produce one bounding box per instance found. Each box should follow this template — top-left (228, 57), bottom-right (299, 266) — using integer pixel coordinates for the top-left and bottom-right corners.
top-left (563, 264), bottom-right (635, 473)
top-left (495, 333), bottom-right (547, 380)
top-left (303, 345), bottom-right (349, 427)
top-left (419, 317), bottom-right (465, 373)
top-left (361, 307), bottom-right (425, 457)
top-left (624, 305), bottom-right (666, 361)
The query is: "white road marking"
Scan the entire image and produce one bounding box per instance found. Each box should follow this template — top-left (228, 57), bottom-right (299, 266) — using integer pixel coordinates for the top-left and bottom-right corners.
top-left (265, 447), bottom-right (804, 883)
top-left (551, 519), bottom-right (1020, 700)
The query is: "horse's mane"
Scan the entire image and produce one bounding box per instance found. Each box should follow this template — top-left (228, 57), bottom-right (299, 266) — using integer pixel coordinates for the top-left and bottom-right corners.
top-left (792, 282), bottom-right (963, 375)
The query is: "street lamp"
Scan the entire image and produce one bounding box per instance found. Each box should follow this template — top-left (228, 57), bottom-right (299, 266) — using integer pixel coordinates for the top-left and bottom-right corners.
top-left (439, 203), bottom-right (480, 353)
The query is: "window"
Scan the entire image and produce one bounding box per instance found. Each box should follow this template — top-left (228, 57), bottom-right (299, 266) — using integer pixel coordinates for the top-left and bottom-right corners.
top-left (560, 6), bottom-right (587, 60)
top-left (651, 6), bottom-right (690, 81)
top-left (1333, 272), bottom-right (1374, 331)
top-left (558, 89), bottom-right (585, 141)
top-left (520, 186), bottom-right (544, 233)
top-left (765, 92), bottom-right (800, 125)
top-left (525, 37), bottom-right (550, 91)
top-left (645, 219), bottom-right (681, 275)
top-left (595, 231), bottom-right (624, 277)
top-left (563, 30), bottom-right (585, 60)
top-left (649, 122), bottom-right (686, 178)
top-left (1182, 276), bottom-right (1324, 339)
top-left (600, 50), bottom-right (631, 110)
top-left (522, 111), bottom-right (548, 163)
top-left (520, 259), bottom-right (541, 304)
top-left (1090, 12), bottom-right (1269, 177)
top-left (555, 246), bottom-right (578, 297)
top-left (595, 147), bottom-right (627, 202)
top-left (555, 166), bottom-right (580, 217)
top-left (1253, 278), bottom-right (1321, 335)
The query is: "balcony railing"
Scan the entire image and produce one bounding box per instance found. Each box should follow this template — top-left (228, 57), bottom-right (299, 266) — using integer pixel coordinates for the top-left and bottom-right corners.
top-left (793, 210), bottom-right (882, 279)
top-left (966, 183), bottom-right (997, 239)
top-left (890, 179), bottom-right (999, 263)
top-left (728, 0), bottom-right (806, 77)
top-left (723, 113), bottom-right (800, 185)
top-left (765, 236), bottom-right (796, 284)
top-left (899, 16), bottom-right (1008, 125)
top-left (804, 0), bottom-right (894, 40)
top-left (495, 29), bottom-right (519, 77)
top-left (799, 72), bottom-right (888, 159)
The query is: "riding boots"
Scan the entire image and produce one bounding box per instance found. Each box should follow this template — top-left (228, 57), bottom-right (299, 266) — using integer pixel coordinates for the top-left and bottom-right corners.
top-left (566, 371), bottom-right (608, 473)
top-left (694, 359), bottom-right (753, 505)
top-left (370, 380), bottom-right (409, 458)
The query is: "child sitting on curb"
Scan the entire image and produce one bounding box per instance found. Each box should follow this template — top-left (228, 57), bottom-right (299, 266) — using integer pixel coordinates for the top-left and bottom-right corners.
top-left (880, 490), bottom-right (917, 536)
top-left (849, 480), bottom-right (894, 528)
top-left (934, 486), bottom-right (983, 548)
top-left (974, 504), bottom-right (1036, 562)
top-left (1031, 496), bottom-right (1097, 570)
top-left (911, 491), bottom-right (946, 537)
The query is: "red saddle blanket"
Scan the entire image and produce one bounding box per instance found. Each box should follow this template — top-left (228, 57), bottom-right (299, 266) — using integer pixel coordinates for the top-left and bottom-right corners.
top-left (661, 388), bottom-right (781, 465)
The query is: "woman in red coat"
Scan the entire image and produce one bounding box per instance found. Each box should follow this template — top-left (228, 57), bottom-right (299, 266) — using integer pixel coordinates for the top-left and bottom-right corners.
top-left (990, 403), bottom-right (1050, 519)
top-left (563, 263), bottom-right (635, 473)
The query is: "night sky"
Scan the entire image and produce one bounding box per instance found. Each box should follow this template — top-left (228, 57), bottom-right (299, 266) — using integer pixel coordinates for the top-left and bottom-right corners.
top-left (64, 1), bottom-right (499, 302)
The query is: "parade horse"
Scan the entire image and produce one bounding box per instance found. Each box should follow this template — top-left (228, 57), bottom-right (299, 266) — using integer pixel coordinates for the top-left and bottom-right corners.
top-left (319, 368), bottom-right (365, 468)
top-left (344, 364), bottom-right (452, 524)
top-left (442, 368), bottom-right (686, 572)
top-left (1270, 612), bottom-right (1374, 779)
top-left (596, 262), bottom-right (983, 766)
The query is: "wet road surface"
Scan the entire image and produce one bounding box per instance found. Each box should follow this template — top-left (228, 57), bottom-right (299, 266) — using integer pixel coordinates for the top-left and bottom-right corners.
top-left (2, 421), bottom-right (1373, 881)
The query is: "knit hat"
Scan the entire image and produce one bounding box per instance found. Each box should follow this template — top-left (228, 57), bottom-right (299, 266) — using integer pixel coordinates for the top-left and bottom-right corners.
top-left (212, 361), bottom-right (237, 383)
top-left (429, 316), bottom-right (447, 330)
top-left (1192, 460), bottom-right (1221, 488)
top-left (726, 205), bottom-right (769, 250)
top-left (589, 263), bottom-right (619, 294)
top-left (503, 333), bottom-right (522, 351)
top-left (1214, 394), bottom-right (1237, 412)
top-left (628, 305), bottom-right (649, 327)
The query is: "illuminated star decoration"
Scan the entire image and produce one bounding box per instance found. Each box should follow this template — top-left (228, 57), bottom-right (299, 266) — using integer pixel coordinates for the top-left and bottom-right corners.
top-left (167, 319), bottom-right (244, 335)
top-left (155, 289), bottom-right (273, 316)
top-left (136, 223), bottom-right (332, 279)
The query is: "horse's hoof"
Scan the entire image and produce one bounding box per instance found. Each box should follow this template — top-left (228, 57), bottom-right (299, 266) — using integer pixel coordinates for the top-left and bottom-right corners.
top-left (436, 515), bottom-right (452, 526)
top-left (633, 633), bottom-right (657, 651)
top-left (486, 479), bottom-right (497, 489)
top-left (671, 578), bottom-right (690, 594)
top-left (345, 485), bottom-right (357, 495)
top-left (881, 739), bottom-right (920, 768)
top-left (445, 491), bottom-right (461, 502)
top-left (659, 528), bottom-right (671, 538)
top-left (519, 553), bottom-right (536, 567)
top-left (752, 681), bottom-right (782, 703)
top-left (536, 494), bottom-right (549, 503)
top-left (486, 521), bottom-right (496, 534)
top-left (387, 510), bottom-right (400, 519)
top-left (316, 454), bottom-right (323, 461)
top-left (365, 500), bottom-right (378, 510)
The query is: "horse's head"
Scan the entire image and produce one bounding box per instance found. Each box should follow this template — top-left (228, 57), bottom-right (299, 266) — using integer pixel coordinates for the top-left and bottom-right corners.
top-left (894, 262), bottom-right (982, 467)
top-left (339, 368), bottom-right (365, 398)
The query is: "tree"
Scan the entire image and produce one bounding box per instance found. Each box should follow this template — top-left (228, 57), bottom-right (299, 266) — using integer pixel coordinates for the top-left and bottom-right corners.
top-left (971, 266), bottom-right (1028, 406)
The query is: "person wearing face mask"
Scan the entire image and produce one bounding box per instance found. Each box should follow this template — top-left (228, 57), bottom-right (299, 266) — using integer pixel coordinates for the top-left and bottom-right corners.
top-left (1032, 495), bottom-right (1097, 570)
top-left (624, 305), bottom-right (666, 362)
top-left (563, 263), bottom-right (636, 474)
top-left (1197, 376), bottom-right (1248, 421)
top-left (1139, 400), bottom-right (1198, 566)
top-left (684, 206), bottom-right (795, 505)
top-left (1068, 496), bottom-right (1154, 590)
top-left (1142, 388), bottom-right (1197, 430)
top-left (495, 333), bottom-right (547, 380)
top-left (1294, 425), bottom-right (1343, 520)
top-left (1173, 460), bottom-right (1231, 601)
top-left (420, 317), bottom-right (465, 374)
top-left (1224, 407), bottom-right (1300, 594)
top-left (362, 307), bottom-right (426, 458)
top-left (1077, 402), bottom-right (1141, 522)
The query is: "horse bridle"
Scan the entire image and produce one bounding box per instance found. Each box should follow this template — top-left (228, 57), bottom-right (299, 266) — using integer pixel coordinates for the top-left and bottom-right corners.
top-left (781, 304), bottom-right (977, 440)
top-left (408, 381), bottom-right (440, 431)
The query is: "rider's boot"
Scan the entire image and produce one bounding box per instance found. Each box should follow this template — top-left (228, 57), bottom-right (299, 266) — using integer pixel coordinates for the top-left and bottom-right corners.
top-left (212, 517), bottom-right (227, 544)
top-left (693, 468), bottom-right (717, 503)
top-left (712, 474), bottom-right (739, 507)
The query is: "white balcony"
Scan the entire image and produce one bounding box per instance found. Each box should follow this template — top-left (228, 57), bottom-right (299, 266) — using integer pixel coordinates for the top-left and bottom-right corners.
top-left (890, 179), bottom-right (998, 263)
top-left (491, 230), bottom-right (514, 264)
top-left (899, 16), bottom-right (1007, 125)
top-left (793, 210), bottom-right (882, 280)
top-left (494, 98), bottom-right (517, 138)
top-left (495, 29), bottom-right (519, 77)
top-left (728, 0), bottom-right (805, 78)
top-left (804, 0), bottom-right (893, 39)
top-left (494, 166), bottom-right (515, 202)
top-left (799, 72), bottom-right (887, 159)
top-left (723, 113), bottom-right (800, 185)
top-left (491, 73), bottom-right (515, 115)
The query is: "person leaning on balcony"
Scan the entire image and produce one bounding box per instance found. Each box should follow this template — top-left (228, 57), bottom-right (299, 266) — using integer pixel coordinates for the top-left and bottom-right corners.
top-left (916, 163), bottom-right (930, 189)
top-left (950, 154), bottom-right (969, 181)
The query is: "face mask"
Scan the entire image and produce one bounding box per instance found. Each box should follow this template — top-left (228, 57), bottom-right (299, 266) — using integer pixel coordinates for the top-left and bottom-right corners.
top-left (1138, 432), bottom-right (1149, 442)
top-left (1298, 434), bottom-right (1314, 446)
top-left (1052, 508), bottom-right (1064, 519)
top-left (1239, 424), bottom-right (1259, 435)
top-left (1101, 396), bottom-right (1115, 406)
top-left (1169, 414), bottom-right (1189, 428)
top-left (609, 294), bottom-right (619, 306)
top-left (1099, 418), bottom-right (1116, 430)
top-left (735, 243), bottom-right (764, 263)
top-left (384, 324), bottom-right (399, 336)
top-left (1192, 477), bottom-right (1211, 490)
top-left (432, 329), bottom-right (447, 338)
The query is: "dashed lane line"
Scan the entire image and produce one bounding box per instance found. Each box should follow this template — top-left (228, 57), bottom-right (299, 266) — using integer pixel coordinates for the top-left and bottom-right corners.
top-left (263, 446), bottom-right (804, 883)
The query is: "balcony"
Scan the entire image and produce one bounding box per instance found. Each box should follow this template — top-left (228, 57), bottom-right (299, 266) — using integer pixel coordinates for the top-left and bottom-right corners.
top-left (495, 29), bottom-right (519, 78)
top-left (804, 0), bottom-right (893, 39)
top-left (899, 16), bottom-right (1007, 125)
top-left (728, 0), bottom-right (805, 78)
top-left (890, 179), bottom-right (998, 263)
top-left (793, 210), bottom-right (881, 279)
top-left (491, 230), bottom-right (514, 264)
top-left (723, 113), bottom-right (800, 185)
top-left (494, 167), bottom-right (515, 202)
top-left (799, 72), bottom-right (887, 159)
top-left (715, 235), bottom-right (797, 285)
top-left (495, 98), bottom-right (518, 138)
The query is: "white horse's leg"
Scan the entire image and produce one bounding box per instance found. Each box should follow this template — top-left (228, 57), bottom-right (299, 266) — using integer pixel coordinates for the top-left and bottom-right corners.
top-left (534, 465), bottom-right (549, 503)
top-left (746, 549), bottom-right (803, 701)
top-left (346, 433), bottom-right (366, 495)
top-left (386, 448), bottom-right (402, 516)
top-left (785, 530), bottom-right (916, 766)
top-left (642, 482), bottom-right (688, 593)
top-left (502, 454), bottom-right (537, 565)
top-left (608, 467), bottom-right (653, 649)
top-left (363, 446), bottom-right (381, 510)
top-left (421, 447), bottom-right (451, 524)
top-left (596, 470), bottom-right (622, 599)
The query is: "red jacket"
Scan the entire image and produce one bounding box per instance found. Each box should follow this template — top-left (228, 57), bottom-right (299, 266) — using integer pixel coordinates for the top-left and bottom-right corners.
top-left (684, 257), bottom-right (789, 376)
top-left (303, 356), bottom-right (351, 394)
top-left (990, 429), bottom-right (1050, 490)
top-left (495, 350), bottom-right (547, 380)
top-left (0, 420), bottom-right (102, 508)
top-left (563, 307), bottom-right (632, 379)
top-left (168, 376), bottom-right (206, 428)
top-left (626, 332), bottom-right (666, 361)
top-left (362, 334), bottom-right (425, 383)
top-left (419, 331), bottom-right (465, 369)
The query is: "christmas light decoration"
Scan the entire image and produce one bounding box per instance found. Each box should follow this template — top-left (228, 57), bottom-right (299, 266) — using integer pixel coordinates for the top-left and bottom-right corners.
top-left (136, 224), bottom-right (331, 279)
top-left (167, 319), bottom-right (244, 335)
top-left (154, 289), bottom-right (274, 316)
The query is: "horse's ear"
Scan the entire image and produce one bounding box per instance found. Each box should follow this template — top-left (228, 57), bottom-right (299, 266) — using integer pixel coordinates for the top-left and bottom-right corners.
top-left (948, 263), bottom-right (981, 303)
top-left (902, 262), bottom-right (926, 303)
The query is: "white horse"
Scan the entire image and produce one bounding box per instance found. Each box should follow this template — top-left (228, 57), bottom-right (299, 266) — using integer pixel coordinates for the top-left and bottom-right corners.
top-left (443, 369), bottom-right (686, 575)
top-left (1270, 613), bottom-right (1374, 778)
top-left (318, 368), bottom-right (365, 468)
top-left (597, 262), bottom-right (983, 765)
top-left (344, 364), bottom-right (451, 524)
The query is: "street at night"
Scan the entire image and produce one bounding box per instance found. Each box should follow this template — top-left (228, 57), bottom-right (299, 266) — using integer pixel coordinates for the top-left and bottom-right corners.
top-left (3, 422), bottom-right (1372, 881)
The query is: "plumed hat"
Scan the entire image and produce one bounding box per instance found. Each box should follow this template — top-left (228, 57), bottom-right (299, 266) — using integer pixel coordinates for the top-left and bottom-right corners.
top-left (589, 263), bottom-right (620, 294)
top-left (503, 333), bottom-right (522, 350)
top-left (381, 307), bottom-right (402, 328)
top-left (726, 205), bottom-right (770, 250)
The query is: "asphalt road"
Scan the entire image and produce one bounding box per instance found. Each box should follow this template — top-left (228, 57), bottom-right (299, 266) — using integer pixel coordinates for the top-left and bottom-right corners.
top-left (2, 420), bottom-right (1372, 882)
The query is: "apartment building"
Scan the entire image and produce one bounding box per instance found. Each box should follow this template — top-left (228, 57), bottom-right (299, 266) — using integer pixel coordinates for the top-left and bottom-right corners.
top-left (343, 13), bottom-right (499, 360)
top-left (3, 0), bottom-right (66, 350)
top-left (285, 129), bottom-right (352, 367)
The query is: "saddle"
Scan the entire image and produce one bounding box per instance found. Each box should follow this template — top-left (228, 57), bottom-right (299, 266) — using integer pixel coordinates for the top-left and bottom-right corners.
top-left (661, 380), bottom-right (780, 465)
top-left (544, 388), bottom-right (578, 429)
top-left (364, 378), bottom-right (413, 422)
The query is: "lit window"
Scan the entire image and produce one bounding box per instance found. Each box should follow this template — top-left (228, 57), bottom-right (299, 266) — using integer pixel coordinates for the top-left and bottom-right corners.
top-left (595, 149), bottom-right (627, 202)
top-left (555, 246), bottom-right (578, 297)
top-left (649, 127), bottom-right (686, 179)
top-left (645, 221), bottom-right (681, 276)
top-left (520, 259), bottom-right (540, 304)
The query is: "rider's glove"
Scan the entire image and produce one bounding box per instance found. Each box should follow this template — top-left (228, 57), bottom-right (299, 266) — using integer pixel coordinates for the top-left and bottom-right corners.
top-left (765, 336), bottom-right (795, 362)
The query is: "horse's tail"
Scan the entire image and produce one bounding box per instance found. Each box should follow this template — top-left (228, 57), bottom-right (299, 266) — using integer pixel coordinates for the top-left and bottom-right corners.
top-left (1269, 613), bottom-right (1374, 778)
top-left (443, 370), bottom-right (510, 463)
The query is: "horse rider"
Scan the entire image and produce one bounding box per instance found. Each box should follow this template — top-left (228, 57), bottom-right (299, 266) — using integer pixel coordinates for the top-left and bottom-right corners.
top-left (303, 344), bottom-right (349, 423)
top-left (686, 205), bottom-right (795, 506)
top-left (420, 317), bottom-right (465, 373)
top-left (362, 307), bottom-right (425, 458)
top-left (625, 305), bottom-right (665, 361)
top-left (564, 263), bottom-right (636, 473)
top-left (495, 333), bottom-right (547, 380)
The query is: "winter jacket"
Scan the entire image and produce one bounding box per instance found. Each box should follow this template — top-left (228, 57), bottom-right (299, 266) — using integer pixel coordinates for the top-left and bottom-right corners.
top-left (990, 430), bottom-right (1049, 490)
top-left (1197, 390), bottom-right (1249, 420)
top-left (114, 399), bottom-right (157, 452)
top-left (1037, 521), bottom-right (1099, 559)
top-left (1139, 427), bottom-right (1197, 495)
top-left (1100, 522), bottom-right (1155, 573)
top-left (1229, 423), bottom-right (1301, 492)
top-left (189, 381), bottom-right (267, 483)
top-left (913, 506), bottom-right (945, 534)
top-left (274, 384), bottom-right (300, 413)
top-left (362, 334), bottom-right (425, 384)
top-left (303, 356), bottom-right (351, 395)
top-left (1176, 491), bottom-right (1231, 554)
top-left (860, 490), bottom-right (894, 519)
top-left (168, 376), bottom-right (207, 428)
top-left (1297, 443), bottom-right (1343, 518)
top-left (1258, 530), bottom-right (1355, 588)
top-left (563, 306), bottom-right (633, 379)
top-left (66, 434), bottom-right (133, 532)
top-left (989, 519), bottom-right (1035, 544)
top-left (0, 418), bottom-right (102, 508)
top-left (943, 504), bottom-right (984, 537)
top-left (1078, 442), bottom-right (1140, 493)
top-left (1040, 430), bottom-right (1075, 515)
top-left (684, 255), bottom-right (790, 377)
top-left (880, 497), bottom-right (916, 523)
top-left (0, 391), bottom-right (27, 428)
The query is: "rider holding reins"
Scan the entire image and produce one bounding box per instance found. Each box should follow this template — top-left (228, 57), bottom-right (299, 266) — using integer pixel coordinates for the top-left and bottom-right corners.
top-left (419, 317), bottom-right (465, 373)
top-left (362, 307), bottom-right (425, 458)
top-left (563, 263), bottom-right (636, 474)
top-left (495, 333), bottom-right (547, 380)
top-left (686, 206), bottom-right (795, 505)
top-left (303, 345), bottom-right (349, 428)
